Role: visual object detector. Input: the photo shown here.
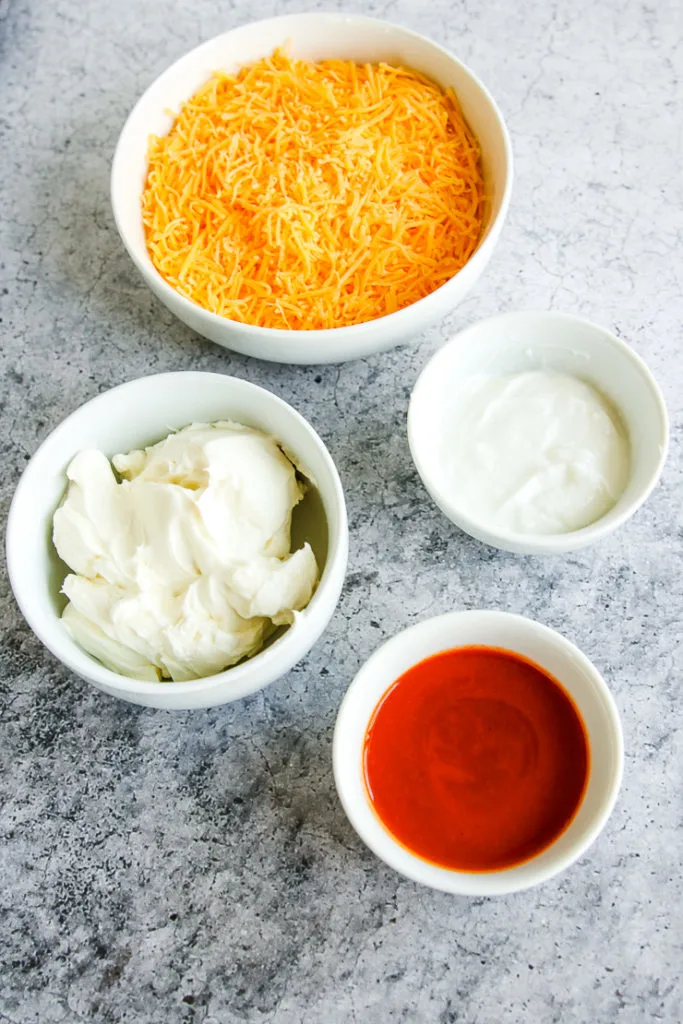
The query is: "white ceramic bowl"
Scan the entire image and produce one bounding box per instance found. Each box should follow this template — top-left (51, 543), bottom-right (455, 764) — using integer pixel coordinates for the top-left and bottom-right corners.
top-left (334, 610), bottom-right (623, 895)
top-left (6, 372), bottom-right (348, 709)
top-left (408, 311), bottom-right (669, 554)
top-left (111, 13), bottom-right (512, 365)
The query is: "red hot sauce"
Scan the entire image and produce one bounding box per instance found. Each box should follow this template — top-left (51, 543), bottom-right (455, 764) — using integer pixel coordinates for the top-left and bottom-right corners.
top-left (363, 646), bottom-right (589, 872)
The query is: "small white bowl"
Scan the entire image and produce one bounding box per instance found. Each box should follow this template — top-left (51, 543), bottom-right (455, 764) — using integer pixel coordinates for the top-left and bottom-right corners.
top-left (6, 372), bottom-right (348, 709)
top-left (333, 610), bottom-right (623, 896)
top-left (111, 13), bottom-right (512, 365)
top-left (408, 311), bottom-right (669, 554)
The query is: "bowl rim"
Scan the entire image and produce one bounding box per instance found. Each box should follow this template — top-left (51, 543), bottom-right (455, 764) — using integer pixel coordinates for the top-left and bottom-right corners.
top-left (332, 609), bottom-right (624, 895)
top-left (407, 309), bottom-right (670, 554)
top-left (6, 370), bottom-right (348, 698)
top-left (110, 11), bottom-right (513, 342)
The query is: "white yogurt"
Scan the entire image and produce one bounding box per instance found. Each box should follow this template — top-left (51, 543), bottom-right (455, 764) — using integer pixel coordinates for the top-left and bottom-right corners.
top-left (441, 371), bottom-right (630, 535)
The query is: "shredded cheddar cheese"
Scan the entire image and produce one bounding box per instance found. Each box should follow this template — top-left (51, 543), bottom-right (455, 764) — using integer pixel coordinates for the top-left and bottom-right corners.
top-left (142, 50), bottom-right (485, 331)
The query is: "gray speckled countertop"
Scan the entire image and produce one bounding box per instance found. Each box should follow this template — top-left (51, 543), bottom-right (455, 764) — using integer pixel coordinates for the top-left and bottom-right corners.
top-left (1, 0), bottom-right (682, 1021)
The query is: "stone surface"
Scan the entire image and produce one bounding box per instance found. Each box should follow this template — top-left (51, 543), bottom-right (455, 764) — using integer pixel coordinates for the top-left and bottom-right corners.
top-left (1, 0), bottom-right (682, 1021)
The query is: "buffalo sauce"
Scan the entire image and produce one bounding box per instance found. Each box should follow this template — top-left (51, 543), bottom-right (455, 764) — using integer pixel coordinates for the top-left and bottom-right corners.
top-left (363, 646), bottom-right (589, 872)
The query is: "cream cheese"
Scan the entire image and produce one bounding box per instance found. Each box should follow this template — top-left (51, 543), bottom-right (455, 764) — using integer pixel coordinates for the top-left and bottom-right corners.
top-left (442, 371), bottom-right (630, 535)
top-left (53, 422), bottom-right (319, 681)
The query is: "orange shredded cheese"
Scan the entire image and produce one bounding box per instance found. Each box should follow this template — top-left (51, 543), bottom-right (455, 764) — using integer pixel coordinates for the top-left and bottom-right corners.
top-left (142, 49), bottom-right (485, 331)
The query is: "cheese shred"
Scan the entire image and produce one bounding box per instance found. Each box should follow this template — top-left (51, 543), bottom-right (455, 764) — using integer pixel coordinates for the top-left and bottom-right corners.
top-left (142, 49), bottom-right (486, 331)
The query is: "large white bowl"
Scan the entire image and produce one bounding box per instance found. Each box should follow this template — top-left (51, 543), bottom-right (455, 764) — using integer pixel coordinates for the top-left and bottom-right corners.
top-left (111, 13), bottom-right (512, 364)
top-left (334, 611), bottom-right (623, 896)
top-left (408, 311), bottom-right (669, 554)
top-left (6, 372), bottom-right (348, 709)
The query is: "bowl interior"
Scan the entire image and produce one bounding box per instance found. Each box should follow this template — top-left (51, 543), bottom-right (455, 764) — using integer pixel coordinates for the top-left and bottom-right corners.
top-left (8, 372), bottom-right (340, 690)
top-left (334, 611), bottom-right (623, 895)
top-left (409, 312), bottom-right (668, 542)
top-left (112, 14), bottom-right (509, 290)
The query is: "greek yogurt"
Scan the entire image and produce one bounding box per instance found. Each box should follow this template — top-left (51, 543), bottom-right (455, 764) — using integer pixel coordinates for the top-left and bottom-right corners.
top-left (442, 371), bottom-right (630, 535)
